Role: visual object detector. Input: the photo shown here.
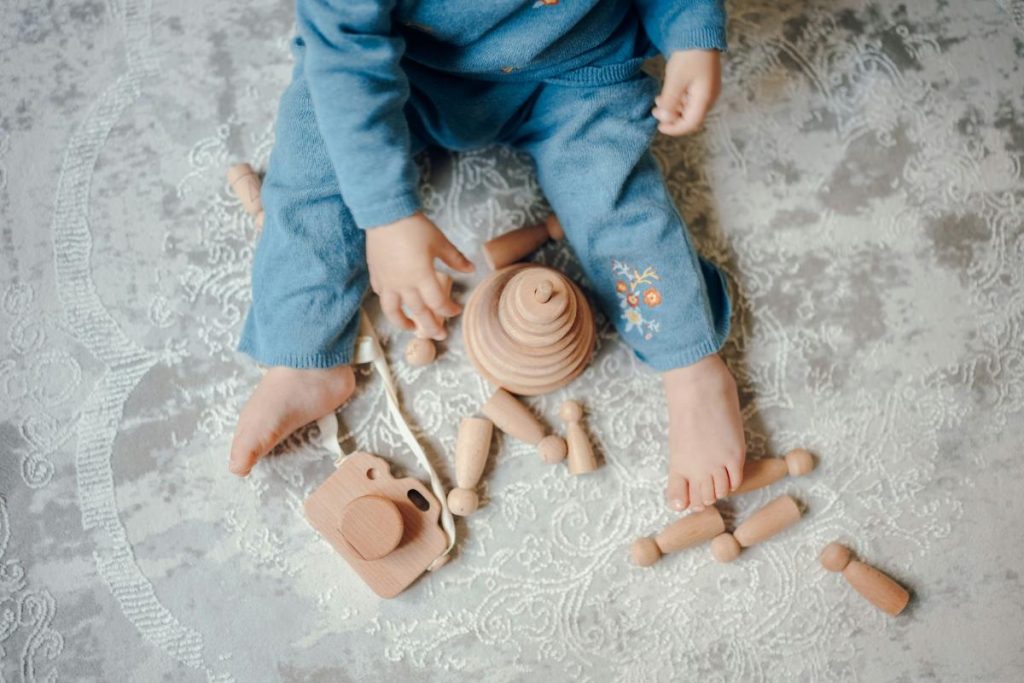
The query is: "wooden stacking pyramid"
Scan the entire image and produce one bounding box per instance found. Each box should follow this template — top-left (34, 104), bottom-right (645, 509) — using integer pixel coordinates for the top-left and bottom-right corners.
top-left (463, 264), bottom-right (595, 396)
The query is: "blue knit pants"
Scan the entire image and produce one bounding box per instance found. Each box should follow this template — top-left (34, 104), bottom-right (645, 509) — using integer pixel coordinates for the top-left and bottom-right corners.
top-left (239, 50), bottom-right (730, 372)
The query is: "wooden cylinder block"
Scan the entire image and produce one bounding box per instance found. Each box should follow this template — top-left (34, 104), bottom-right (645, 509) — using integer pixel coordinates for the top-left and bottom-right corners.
top-left (463, 264), bottom-right (595, 396)
top-left (482, 215), bottom-right (564, 270)
top-left (226, 163), bottom-right (265, 228)
top-left (630, 508), bottom-right (725, 567)
top-left (447, 417), bottom-right (494, 516)
top-left (559, 400), bottom-right (597, 475)
top-left (732, 449), bottom-right (815, 495)
top-left (821, 542), bottom-right (910, 616)
top-left (711, 495), bottom-right (802, 563)
top-left (481, 389), bottom-right (566, 463)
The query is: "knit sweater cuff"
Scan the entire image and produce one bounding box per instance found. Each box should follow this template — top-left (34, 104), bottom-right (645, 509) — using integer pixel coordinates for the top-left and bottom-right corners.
top-left (664, 25), bottom-right (728, 54)
top-left (349, 190), bottom-right (422, 230)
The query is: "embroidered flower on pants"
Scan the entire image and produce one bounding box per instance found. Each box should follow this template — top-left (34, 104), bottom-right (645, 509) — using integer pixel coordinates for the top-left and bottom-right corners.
top-left (611, 260), bottom-right (663, 341)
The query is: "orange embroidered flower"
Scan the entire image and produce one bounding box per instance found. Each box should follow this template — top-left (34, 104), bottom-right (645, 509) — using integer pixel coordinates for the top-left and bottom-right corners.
top-left (615, 280), bottom-right (628, 293)
top-left (643, 287), bottom-right (662, 307)
top-left (626, 294), bottom-right (639, 308)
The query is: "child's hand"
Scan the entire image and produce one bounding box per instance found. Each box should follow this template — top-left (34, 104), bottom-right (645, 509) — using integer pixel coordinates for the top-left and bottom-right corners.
top-left (366, 212), bottom-right (475, 340)
top-left (663, 354), bottom-right (746, 511)
top-left (651, 49), bottom-right (721, 137)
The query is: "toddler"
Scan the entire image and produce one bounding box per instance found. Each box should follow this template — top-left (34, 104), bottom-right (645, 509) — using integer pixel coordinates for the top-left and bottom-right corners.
top-left (230, 0), bottom-right (747, 512)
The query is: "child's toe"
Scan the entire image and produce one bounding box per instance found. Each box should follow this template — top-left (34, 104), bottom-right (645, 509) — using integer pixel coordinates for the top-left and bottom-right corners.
top-left (712, 467), bottom-right (730, 500)
top-left (665, 474), bottom-right (690, 511)
top-left (699, 477), bottom-right (717, 507)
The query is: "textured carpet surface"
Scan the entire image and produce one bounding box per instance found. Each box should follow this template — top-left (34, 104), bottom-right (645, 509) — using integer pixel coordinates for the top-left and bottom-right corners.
top-left (2, 0), bottom-right (1023, 680)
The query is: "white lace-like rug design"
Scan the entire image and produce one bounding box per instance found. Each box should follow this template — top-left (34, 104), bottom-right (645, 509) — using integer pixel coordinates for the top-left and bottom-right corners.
top-left (1, 0), bottom-right (1023, 680)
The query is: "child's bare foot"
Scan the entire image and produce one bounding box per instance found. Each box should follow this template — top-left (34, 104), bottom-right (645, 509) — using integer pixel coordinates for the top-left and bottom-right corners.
top-left (229, 365), bottom-right (356, 476)
top-left (663, 354), bottom-right (746, 511)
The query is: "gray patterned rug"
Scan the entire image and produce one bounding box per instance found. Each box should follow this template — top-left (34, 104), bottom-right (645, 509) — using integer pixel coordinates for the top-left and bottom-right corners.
top-left (2, 0), bottom-right (1023, 680)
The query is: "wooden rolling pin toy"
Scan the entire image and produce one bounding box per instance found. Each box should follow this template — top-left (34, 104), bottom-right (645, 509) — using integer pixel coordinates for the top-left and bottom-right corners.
top-left (710, 495), bottom-right (802, 562)
top-left (404, 272), bottom-right (455, 367)
top-left (481, 389), bottom-right (567, 463)
top-left (226, 163), bottom-right (265, 229)
top-left (482, 215), bottom-right (564, 270)
top-left (447, 417), bottom-right (494, 516)
top-left (821, 542), bottom-right (910, 616)
top-left (631, 508), bottom-right (726, 567)
top-left (732, 449), bottom-right (815, 495)
top-left (559, 400), bottom-right (597, 475)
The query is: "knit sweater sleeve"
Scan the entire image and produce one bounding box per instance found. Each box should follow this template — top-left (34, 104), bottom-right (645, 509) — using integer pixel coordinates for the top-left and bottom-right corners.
top-left (297, 0), bottom-right (420, 229)
top-left (633, 0), bottom-right (728, 54)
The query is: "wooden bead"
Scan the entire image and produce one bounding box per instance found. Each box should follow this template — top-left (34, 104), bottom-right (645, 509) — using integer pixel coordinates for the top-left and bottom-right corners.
top-left (463, 264), bottom-right (595, 396)
top-left (559, 400), bottom-right (597, 475)
top-left (339, 495), bottom-right (404, 561)
top-left (537, 434), bottom-right (567, 464)
top-left (731, 449), bottom-right (816, 496)
top-left (482, 215), bottom-right (564, 270)
top-left (630, 508), bottom-right (725, 567)
top-left (226, 163), bottom-right (265, 227)
top-left (447, 417), bottom-right (493, 516)
top-left (711, 495), bottom-right (802, 563)
top-left (821, 542), bottom-right (910, 616)
top-left (404, 337), bottom-right (437, 366)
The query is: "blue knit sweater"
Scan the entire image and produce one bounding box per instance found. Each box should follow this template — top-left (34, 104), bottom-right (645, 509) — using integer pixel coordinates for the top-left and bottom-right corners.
top-left (297, 0), bottom-right (727, 229)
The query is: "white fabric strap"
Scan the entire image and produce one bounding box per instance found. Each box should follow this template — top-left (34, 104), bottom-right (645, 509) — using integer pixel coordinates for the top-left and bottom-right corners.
top-left (316, 310), bottom-right (456, 569)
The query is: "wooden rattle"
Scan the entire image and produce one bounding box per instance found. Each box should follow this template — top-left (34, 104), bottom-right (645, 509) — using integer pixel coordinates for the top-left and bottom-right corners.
top-left (304, 452), bottom-right (448, 598)
top-left (732, 448), bottom-right (815, 496)
top-left (463, 264), bottom-right (595, 396)
top-left (630, 508), bottom-right (726, 567)
top-left (447, 417), bottom-right (494, 516)
top-left (482, 389), bottom-right (566, 463)
top-left (404, 272), bottom-right (454, 367)
top-left (710, 495), bottom-right (802, 562)
top-left (820, 542), bottom-right (910, 616)
top-left (226, 163), bottom-right (265, 229)
top-left (559, 400), bottom-right (597, 475)
top-left (482, 215), bottom-right (564, 270)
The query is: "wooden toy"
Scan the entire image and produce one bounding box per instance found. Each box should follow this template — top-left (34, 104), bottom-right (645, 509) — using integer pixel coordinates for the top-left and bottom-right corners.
top-left (630, 508), bottom-right (726, 567)
top-left (481, 388), bottom-right (567, 463)
top-left (820, 542), bottom-right (910, 616)
top-left (447, 417), bottom-right (494, 516)
top-left (304, 451), bottom-right (448, 598)
top-left (463, 264), bottom-right (595, 396)
top-left (732, 449), bottom-right (815, 495)
top-left (710, 495), bottom-right (802, 562)
top-left (226, 163), bottom-right (265, 229)
top-left (404, 272), bottom-right (454, 367)
top-left (482, 214), bottom-right (564, 270)
top-left (559, 400), bottom-right (597, 475)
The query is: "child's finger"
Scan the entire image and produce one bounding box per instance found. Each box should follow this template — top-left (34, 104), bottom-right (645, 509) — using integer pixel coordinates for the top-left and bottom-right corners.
top-left (380, 290), bottom-right (415, 331)
top-left (651, 106), bottom-right (679, 124)
top-left (420, 277), bottom-right (461, 319)
top-left (660, 85), bottom-right (712, 137)
top-left (402, 289), bottom-right (446, 340)
top-left (438, 240), bottom-right (475, 274)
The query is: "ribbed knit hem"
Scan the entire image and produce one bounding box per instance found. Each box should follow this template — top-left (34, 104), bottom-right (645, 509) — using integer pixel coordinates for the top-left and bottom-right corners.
top-left (664, 26), bottom-right (728, 54)
top-left (237, 340), bottom-right (354, 370)
top-left (350, 191), bottom-right (422, 230)
top-left (641, 329), bottom-right (729, 373)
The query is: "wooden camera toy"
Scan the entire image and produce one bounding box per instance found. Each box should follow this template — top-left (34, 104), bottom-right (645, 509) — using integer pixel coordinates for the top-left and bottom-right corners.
top-left (304, 449), bottom-right (449, 598)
